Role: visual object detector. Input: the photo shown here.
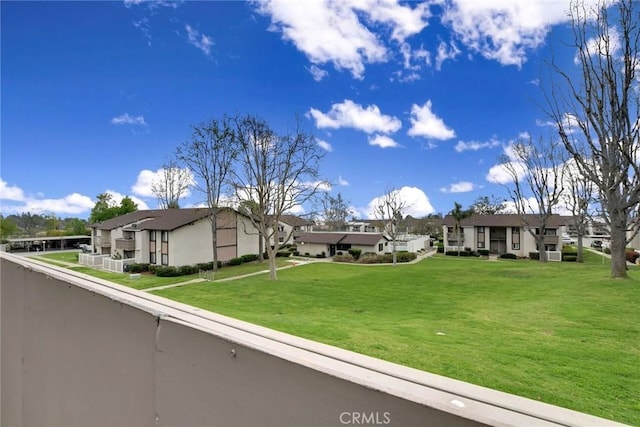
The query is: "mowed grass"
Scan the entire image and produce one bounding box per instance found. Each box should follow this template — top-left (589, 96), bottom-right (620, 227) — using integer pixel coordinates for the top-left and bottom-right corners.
top-left (35, 252), bottom-right (292, 290)
top-left (154, 251), bottom-right (639, 425)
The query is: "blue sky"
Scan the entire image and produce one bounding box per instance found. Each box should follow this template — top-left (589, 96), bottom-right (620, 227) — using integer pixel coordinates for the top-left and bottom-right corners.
top-left (1, 0), bottom-right (586, 219)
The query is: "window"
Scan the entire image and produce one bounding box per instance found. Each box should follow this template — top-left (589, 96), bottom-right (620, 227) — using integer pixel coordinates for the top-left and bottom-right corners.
top-left (512, 243), bottom-right (520, 250)
top-left (378, 243), bottom-right (383, 252)
top-left (161, 231), bottom-right (168, 242)
top-left (478, 226), bottom-right (484, 233)
top-left (150, 252), bottom-right (156, 264)
top-left (278, 225), bottom-right (285, 232)
top-left (512, 227), bottom-right (519, 234)
top-left (447, 227), bottom-right (454, 233)
top-left (149, 231), bottom-right (156, 242)
top-left (478, 242), bottom-right (485, 248)
top-left (161, 254), bottom-right (168, 266)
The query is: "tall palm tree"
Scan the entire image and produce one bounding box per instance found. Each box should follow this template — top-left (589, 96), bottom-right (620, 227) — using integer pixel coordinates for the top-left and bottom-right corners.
top-left (450, 202), bottom-right (472, 255)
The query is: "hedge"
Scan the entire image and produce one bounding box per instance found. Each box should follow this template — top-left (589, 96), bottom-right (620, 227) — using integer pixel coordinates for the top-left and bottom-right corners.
top-left (477, 249), bottom-right (490, 256)
top-left (348, 248), bottom-right (362, 260)
top-left (529, 252), bottom-right (540, 260)
top-left (498, 253), bottom-right (517, 259)
top-left (333, 253), bottom-right (355, 263)
top-left (227, 257), bottom-right (244, 266)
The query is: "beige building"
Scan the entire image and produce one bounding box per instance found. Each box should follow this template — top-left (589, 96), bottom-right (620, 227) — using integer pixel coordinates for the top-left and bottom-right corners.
top-left (295, 232), bottom-right (389, 257)
top-left (442, 214), bottom-right (566, 256)
top-left (91, 208), bottom-right (260, 267)
top-left (268, 214), bottom-right (315, 246)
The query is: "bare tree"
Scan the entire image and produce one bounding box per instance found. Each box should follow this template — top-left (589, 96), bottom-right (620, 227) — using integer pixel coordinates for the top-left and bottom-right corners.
top-left (546, 0), bottom-right (639, 277)
top-left (470, 195), bottom-right (508, 215)
top-left (151, 160), bottom-right (192, 209)
top-left (321, 192), bottom-right (353, 230)
top-left (373, 188), bottom-right (409, 266)
top-left (563, 159), bottom-right (596, 262)
top-left (176, 116), bottom-right (238, 272)
top-left (501, 136), bottom-right (566, 263)
top-left (232, 114), bottom-right (326, 280)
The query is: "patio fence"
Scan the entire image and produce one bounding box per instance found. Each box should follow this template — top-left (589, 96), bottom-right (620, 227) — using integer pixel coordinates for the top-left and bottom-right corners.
top-left (102, 257), bottom-right (136, 273)
top-left (79, 253), bottom-right (109, 267)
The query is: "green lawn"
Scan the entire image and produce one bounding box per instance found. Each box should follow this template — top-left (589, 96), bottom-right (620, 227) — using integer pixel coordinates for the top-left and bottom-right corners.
top-left (35, 253), bottom-right (292, 290)
top-left (153, 252), bottom-right (640, 425)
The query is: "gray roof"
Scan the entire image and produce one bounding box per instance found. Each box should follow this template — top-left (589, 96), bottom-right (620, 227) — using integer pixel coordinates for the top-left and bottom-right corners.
top-left (295, 232), bottom-right (387, 246)
top-left (92, 208), bottom-right (243, 232)
top-left (268, 214), bottom-right (315, 227)
top-left (442, 214), bottom-right (564, 228)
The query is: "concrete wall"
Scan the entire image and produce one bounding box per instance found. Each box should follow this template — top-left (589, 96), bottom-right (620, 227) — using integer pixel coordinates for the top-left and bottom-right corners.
top-left (1, 253), bottom-right (625, 427)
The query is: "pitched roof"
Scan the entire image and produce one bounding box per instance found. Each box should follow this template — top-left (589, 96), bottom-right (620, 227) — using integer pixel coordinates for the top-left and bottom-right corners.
top-left (135, 208), bottom-right (212, 231)
top-left (90, 210), bottom-right (165, 230)
top-left (441, 214), bottom-right (565, 228)
top-left (295, 232), bottom-right (387, 246)
top-left (268, 214), bottom-right (314, 227)
top-left (92, 208), bottom-right (241, 231)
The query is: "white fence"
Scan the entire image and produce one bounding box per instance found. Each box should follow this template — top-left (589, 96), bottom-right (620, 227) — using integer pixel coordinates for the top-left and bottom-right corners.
top-left (79, 253), bottom-right (109, 267)
top-left (102, 257), bottom-right (136, 273)
top-left (546, 251), bottom-right (562, 262)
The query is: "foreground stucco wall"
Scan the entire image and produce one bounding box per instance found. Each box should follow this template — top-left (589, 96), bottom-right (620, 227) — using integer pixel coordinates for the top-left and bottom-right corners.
top-left (1, 254), bottom-right (625, 427)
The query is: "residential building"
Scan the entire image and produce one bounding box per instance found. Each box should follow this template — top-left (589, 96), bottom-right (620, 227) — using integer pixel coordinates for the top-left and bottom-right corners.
top-left (268, 215), bottom-right (315, 245)
top-left (90, 208), bottom-right (260, 267)
top-left (442, 214), bottom-right (566, 256)
top-left (295, 232), bottom-right (389, 257)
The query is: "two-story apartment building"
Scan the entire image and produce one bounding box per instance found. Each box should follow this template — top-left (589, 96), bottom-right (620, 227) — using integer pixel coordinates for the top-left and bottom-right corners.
top-left (90, 208), bottom-right (260, 267)
top-left (295, 232), bottom-right (389, 257)
top-left (442, 214), bottom-right (566, 256)
top-left (268, 215), bottom-right (315, 245)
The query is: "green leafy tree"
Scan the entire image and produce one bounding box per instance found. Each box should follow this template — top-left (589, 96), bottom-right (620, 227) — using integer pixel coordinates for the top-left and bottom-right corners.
top-left (65, 218), bottom-right (89, 236)
top-left (89, 193), bottom-right (138, 223)
top-left (450, 202), bottom-right (473, 255)
top-left (0, 215), bottom-right (19, 241)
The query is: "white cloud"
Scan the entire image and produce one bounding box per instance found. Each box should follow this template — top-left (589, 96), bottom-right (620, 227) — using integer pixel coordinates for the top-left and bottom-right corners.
top-left (368, 134), bottom-right (400, 148)
top-left (131, 168), bottom-right (194, 199)
top-left (0, 179), bottom-right (26, 201)
top-left (407, 100), bottom-right (455, 140)
top-left (575, 26), bottom-right (620, 64)
top-left (308, 64), bottom-right (328, 81)
top-left (308, 99), bottom-right (402, 134)
top-left (316, 138), bottom-right (332, 152)
top-left (435, 40), bottom-right (460, 70)
top-left (185, 24), bottom-right (213, 56)
top-left (253, 0), bottom-right (430, 79)
top-left (454, 137), bottom-right (501, 152)
top-left (441, 0), bottom-right (576, 67)
top-left (337, 176), bottom-right (349, 186)
top-left (485, 142), bottom-right (529, 184)
top-left (106, 190), bottom-right (150, 210)
top-left (111, 113), bottom-right (147, 126)
top-left (363, 186), bottom-right (435, 219)
top-left (439, 181), bottom-right (476, 193)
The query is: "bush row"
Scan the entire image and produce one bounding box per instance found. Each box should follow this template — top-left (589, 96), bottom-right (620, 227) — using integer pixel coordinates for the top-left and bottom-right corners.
top-left (125, 253), bottom-right (265, 277)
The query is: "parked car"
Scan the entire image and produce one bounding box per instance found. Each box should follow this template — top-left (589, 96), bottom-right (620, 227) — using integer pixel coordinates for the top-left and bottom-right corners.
top-left (561, 235), bottom-right (576, 245)
top-left (591, 240), bottom-right (603, 249)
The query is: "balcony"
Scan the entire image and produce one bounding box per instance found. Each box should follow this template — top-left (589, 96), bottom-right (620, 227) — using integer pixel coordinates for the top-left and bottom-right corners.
top-left (115, 238), bottom-right (135, 251)
top-left (98, 238), bottom-right (111, 248)
top-left (543, 235), bottom-right (559, 244)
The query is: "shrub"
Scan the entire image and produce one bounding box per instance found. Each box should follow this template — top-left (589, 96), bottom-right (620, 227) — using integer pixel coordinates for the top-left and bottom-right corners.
top-left (625, 250), bottom-right (640, 264)
top-left (563, 255), bottom-right (577, 262)
top-left (445, 250), bottom-right (471, 256)
top-left (529, 252), bottom-right (540, 260)
top-left (292, 251), bottom-right (299, 256)
top-left (333, 253), bottom-right (355, 263)
top-left (276, 251), bottom-right (291, 257)
top-left (128, 263), bottom-right (150, 273)
top-left (396, 251), bottom-right (417, 262)
top-left (498, 253), bottom-right (517, 259)
top-left (241, 254), bottom-right (259, 263)
top-left (304, 252), bottom-right (310, 256)
top-left (348, 248), bottom-right (362, 260)
top-left (177, 265), bottom-right (196, 275)
top-left (358, 254), bottom-right (380, 264)
top-left (316, 251), bottom-right (326, 258)
top-left (149, 265), bottom-right (158, 274)
top-left (196, 262), bottom-right (214, 271)
top-left (155, 266), bottom-right (179, 277)
top-left (478, 249), bottom-right (490, 256)
top-left (604, 247), bottom-right (611, 254)
top-left (227, 257), bottom-right (244, 266)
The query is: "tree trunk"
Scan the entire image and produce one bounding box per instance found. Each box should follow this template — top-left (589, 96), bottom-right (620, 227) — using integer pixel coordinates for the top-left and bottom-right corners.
top-left (209, 213), bottom-right (218, 272)
top-left (392, 239), bottom-right (397, 266)
top-left (576, 235), bottom-right (584, 263)
top-left (609, 225), bottom-right (628, 279)
top-left (538, 235), bottom-right (547, 263)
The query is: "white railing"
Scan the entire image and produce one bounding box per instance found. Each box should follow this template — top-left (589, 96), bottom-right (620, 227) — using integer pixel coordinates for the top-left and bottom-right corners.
top-left (102, 257), bottom-right (136, 273)
top-left (79, 253), bottom-right (109, 267)
top-left (546, 251), bottom-right (562, 262)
